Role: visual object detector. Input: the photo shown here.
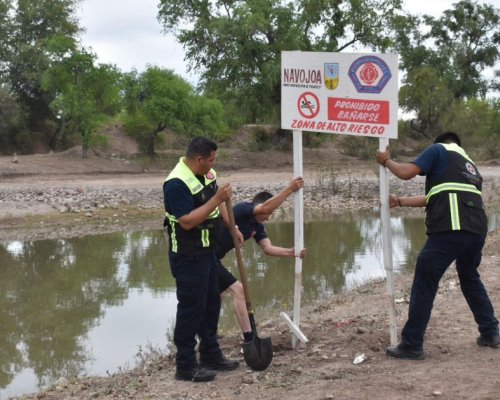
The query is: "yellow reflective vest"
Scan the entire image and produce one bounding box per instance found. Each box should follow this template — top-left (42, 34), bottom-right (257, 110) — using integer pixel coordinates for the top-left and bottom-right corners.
top-left (424, 143), bottom-right (487, 235)
top-left (164, 157), bottom-right (222, 255)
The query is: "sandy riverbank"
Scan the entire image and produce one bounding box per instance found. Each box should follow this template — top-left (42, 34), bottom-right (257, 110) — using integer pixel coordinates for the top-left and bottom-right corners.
top-left (2, 154), bottom-right (500, 400)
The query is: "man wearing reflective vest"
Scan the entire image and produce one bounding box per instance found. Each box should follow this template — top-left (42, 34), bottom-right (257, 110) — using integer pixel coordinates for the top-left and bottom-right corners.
top-left (376, 131), bottom-right (499, 360)
top-left (163, 137), bottom-right (240, 381)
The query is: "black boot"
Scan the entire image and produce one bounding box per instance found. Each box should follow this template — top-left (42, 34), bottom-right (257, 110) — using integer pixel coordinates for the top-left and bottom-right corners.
top-left (175, 366), bottom-right (217, 382)
top-left (200, 356), bottom-right (239, 371)
top-left (386, 343), bottom-right (425, 360)
top-left (477, 334), bottom-right (500, 348)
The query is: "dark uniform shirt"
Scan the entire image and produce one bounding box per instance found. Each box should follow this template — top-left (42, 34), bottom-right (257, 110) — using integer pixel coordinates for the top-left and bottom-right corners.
top-left (164, 177), bottom-right (205, 219)
top-left (217, 202), bottom-right (268, 259)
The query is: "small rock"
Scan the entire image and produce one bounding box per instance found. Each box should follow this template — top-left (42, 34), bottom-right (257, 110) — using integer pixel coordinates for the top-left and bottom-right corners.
top-left (432, 391), bottom-right (443, 396)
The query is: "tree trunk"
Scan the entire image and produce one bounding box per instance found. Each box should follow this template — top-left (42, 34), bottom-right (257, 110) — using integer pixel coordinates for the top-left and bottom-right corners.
top-left (82, 143), bottom-right (88, 158)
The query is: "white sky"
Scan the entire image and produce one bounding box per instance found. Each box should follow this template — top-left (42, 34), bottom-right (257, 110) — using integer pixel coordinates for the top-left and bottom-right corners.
top-left (78, 0), bottom-right (500, 81)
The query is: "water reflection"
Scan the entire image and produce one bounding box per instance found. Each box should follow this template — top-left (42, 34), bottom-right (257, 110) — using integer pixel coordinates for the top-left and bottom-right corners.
top-left (0, 211), bottom-right (497, 399)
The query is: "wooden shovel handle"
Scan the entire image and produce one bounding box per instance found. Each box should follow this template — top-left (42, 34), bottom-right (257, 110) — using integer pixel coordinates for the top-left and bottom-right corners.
top-left (225, 198), bottom-right (253, 310)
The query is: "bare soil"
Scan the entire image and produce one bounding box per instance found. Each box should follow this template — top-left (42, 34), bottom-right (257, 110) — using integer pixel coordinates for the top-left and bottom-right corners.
top-left (1, 137), bottom-right (500, 400)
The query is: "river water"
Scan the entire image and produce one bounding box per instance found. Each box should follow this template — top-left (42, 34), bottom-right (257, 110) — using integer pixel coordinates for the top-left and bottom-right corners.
top-left (0, 210), bottom-right (498, 399)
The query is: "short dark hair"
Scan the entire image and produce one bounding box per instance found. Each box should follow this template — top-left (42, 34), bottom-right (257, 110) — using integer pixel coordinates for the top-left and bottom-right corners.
top-left (434, 131), bottom-right (461, 147)
top-left (186, 137), bottom-right (217, 159)
top-left (252, 191), bottom-right (273, 204)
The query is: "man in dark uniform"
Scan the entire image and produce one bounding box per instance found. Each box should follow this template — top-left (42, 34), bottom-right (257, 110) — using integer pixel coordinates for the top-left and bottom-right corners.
top-left (163, 137), bottom-right (239, 382)
top-left (216, 177), bottom-right (307, 343)
top-left (376, 131), bottom-right (499, 360)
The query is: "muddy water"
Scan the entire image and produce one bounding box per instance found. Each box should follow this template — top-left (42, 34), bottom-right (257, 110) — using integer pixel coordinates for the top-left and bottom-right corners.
top-left (0, 211), bottom-right (498, 399)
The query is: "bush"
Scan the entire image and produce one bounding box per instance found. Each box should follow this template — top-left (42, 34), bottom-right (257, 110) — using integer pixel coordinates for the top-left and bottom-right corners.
top-left (246, 126), bottom-right (291, 151)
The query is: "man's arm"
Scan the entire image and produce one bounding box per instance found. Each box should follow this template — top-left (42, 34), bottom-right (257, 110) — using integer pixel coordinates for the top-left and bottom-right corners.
top-left (258, 238), bottom-right (307, 258)
top-left (178, 183), bottom-right (232, 230)
top-left (254, 177), bottom-right (304, 216)
top-left (389, 194), bottom-right (426, 208)
top-left (376, 146), bottom-right (422, 180)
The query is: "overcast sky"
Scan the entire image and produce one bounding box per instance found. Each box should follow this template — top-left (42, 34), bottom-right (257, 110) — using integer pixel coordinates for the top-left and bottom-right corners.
top-left (77, 0), bottom-right (500, 82)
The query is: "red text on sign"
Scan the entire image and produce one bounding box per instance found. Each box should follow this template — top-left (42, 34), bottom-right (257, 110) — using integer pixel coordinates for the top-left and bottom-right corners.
top-left (328, 97), bottom-right (389, 124)
top-left (290, 119), bottom-right (385, 135)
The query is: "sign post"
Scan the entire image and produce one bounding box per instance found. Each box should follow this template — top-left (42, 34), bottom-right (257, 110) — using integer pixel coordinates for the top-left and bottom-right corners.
top-left (292, 129), bottom-right (305, 349)
top-left (281, 51), bottom-right (399, 347)
top-left (379, 138), bottom-right (398, 345)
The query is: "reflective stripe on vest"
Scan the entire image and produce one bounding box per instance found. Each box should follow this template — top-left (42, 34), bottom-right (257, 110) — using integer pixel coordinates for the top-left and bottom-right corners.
top-left (425, 182), bottom-right (482, 203)
top-left (201, 228), bottom-right (210, 247)
top-left (449, 192), bottom-right (460, 230)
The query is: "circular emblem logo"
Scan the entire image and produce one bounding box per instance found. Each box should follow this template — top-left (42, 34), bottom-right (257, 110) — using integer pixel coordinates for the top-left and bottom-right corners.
top-left (206, 172), bottom-right (214, 180)
top-left (360, 62), bottom-right (379, 84)
top-left (465, 162), bottom-right (476, 175)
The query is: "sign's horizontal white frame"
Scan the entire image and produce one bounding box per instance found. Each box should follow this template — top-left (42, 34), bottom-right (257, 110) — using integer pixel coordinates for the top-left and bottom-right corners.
top-left (281, 51), bottom-right (398, 139)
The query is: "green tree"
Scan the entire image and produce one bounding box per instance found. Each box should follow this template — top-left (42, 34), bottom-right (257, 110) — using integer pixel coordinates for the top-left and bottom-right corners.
top-left (42, 42), bottom-right (122, 157)
top-left (122, 66), bottom-right (228, 155)
top-left (0, 86), bottom-right (30, 154)
top-left (399, 67), bottom-right (454, 137)
top-left (7, 0), bottom-right (81, 133)
top-left (0, 0), bottom-right (12, 77)
top-left (423, 0), bottom-right (500, 99)
top-left (158, 0), bottom-right (404, 122)
top-left (396, 0), bottom-right (500, 100)
top-left (441, 98), bottom-right (500, 158)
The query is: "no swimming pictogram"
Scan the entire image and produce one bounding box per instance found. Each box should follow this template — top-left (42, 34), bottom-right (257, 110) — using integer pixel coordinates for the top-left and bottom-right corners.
top-left (297, 92), bottom-right (320, 119)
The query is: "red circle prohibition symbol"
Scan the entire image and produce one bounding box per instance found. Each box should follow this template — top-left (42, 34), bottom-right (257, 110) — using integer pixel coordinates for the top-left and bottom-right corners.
top-left (297, 92), bottom-right (320, 119)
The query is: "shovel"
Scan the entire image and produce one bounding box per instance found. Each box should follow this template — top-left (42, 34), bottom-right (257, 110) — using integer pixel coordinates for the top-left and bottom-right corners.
top-left (225, 198), bottom-right (273, 371)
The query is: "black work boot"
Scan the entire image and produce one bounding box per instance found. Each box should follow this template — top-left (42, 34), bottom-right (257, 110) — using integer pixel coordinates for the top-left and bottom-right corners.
top-left (175, 366), bottom-right (216, 382)
top-left (200, 356), bottom-right (239, 371)
top-left (386, 343), bottom-right (425, 360)
top-left (477, 334), bottom-right (500, 348)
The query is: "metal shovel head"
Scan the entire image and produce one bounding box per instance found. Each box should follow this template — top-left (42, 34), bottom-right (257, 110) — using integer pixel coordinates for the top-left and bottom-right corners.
top-left (243, 335), bottom-right (273, 371)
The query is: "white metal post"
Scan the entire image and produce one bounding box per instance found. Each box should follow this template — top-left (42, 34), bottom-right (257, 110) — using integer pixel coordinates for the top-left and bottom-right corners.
top-left (292, 130), bottom-right (304, 349)
top-left (379, 137), bottom-right (398, 346)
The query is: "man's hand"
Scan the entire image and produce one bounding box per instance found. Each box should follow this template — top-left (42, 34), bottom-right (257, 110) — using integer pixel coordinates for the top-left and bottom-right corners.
top-left (288, 177), bottom-right (304, 193)
top-left (215, 183), bottom-right (232, 203)
top-left (298, 248), bottom-right (307, 258)
top-left (376, 145), bottom-right (391, 166)
top-left (235, 228), bottom-right (244, 247)
top-left (389, 194), bottom-right (399, 208)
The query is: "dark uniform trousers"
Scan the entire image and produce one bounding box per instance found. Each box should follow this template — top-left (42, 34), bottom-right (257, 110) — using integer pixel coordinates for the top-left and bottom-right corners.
top-left (402, 230), bottom-right (499, 350)
top-left (169, 251), bottom-right (223, 371)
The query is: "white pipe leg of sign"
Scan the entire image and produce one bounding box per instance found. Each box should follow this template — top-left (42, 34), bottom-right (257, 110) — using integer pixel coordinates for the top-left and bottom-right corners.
top-left (280, 312), bottom-right (309, 343)
top-left (292, 130), bottom-right (304, 350)
top-left (379, 137), bottom-right (398, 346)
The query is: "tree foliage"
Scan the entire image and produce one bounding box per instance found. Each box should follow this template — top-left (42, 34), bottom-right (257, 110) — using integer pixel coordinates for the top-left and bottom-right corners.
top-left (422, 0), bottom-right (500, 100)
top-left (158, 0), bottom-right (404, 122)
top-left (0, 86), bottom-right (30, 153)
top-left (42, 42), bottom-right (122, 157)
top-left (7, 0), bottom-right (82, 130)
top-left (399, 67), bottom-right (454, 137)
top-left (441, 99), bottom-right (500, 158)
top-left (0, 0), bottom-right (11, 77)
top-left (395, 0), bottom-right (500, 137)
top-left (122, 67), bottom-right (228, 155)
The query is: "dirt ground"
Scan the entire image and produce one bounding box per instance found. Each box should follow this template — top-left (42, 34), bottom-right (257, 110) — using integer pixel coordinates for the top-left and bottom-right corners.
top-left (1, 141), bottom-right (500, 400)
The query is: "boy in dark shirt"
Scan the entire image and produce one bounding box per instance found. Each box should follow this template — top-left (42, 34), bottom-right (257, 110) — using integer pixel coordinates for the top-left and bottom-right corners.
top-left (216, 177), bottom-right (307, 343)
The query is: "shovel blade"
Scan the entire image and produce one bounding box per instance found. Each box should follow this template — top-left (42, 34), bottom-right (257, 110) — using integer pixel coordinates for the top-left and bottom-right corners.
top-left (243, 336), bottom-right (273, 371)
